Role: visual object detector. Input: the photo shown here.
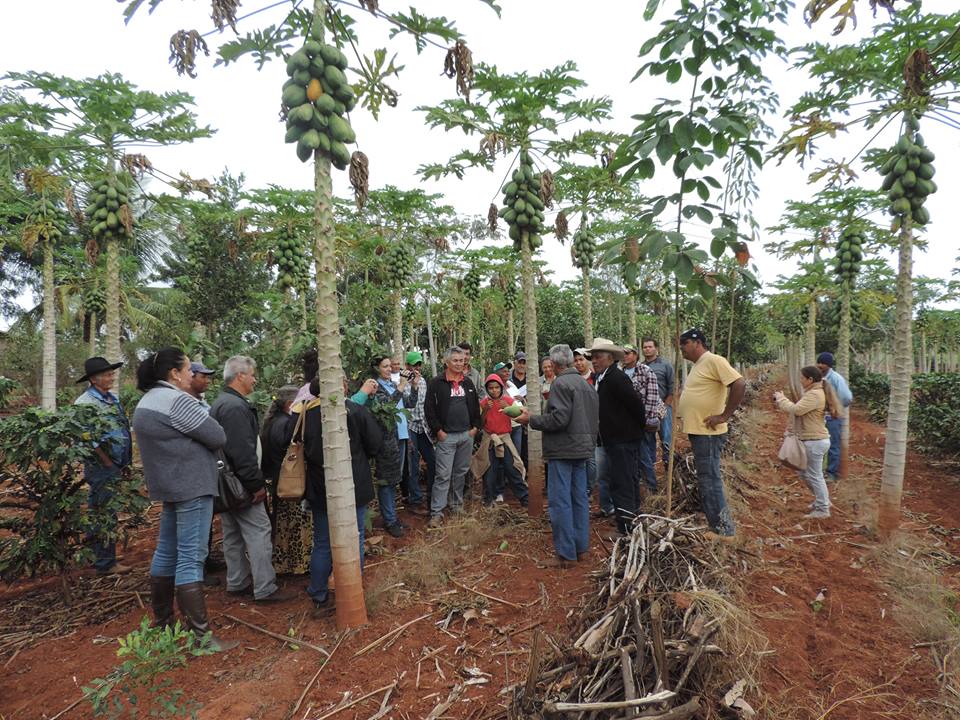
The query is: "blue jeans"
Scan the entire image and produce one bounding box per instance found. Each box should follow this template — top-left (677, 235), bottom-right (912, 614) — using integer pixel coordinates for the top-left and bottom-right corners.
top-left (377, 483), bottom-right (399, 527)
top-left (547, 459), bottom-right (589, 561)
top-left (413, 431), bottom-right (436, 505)
top-left (150, 496), bottom-right (214, 585)
top-left (659, 406), bottom-right (673, 463)
top-left (307, 505), bottom-right (367, 604)
top-left (688, 433), bottom-right (735, 536)
top-left (483, 444), bottom-right (529, 505)
top-left (588, 446), bottom-right (614, 514)
top-left (825, 415), bottom-right (843, 476)
top-left (638, 431), bottom-right (658, 491)
top-left (403, 438), bottom-right (424, 504)
top-left (604, 442), bottom-right (639, 535)
top-left (86, 463), bottom-right (121, 571)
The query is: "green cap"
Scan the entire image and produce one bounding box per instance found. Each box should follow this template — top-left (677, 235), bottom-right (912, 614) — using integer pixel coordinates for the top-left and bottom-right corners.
top-left (623, 344), bottom-right (637, 353)
top-left (492, 361), bottom-right (512, 372)
top-left (405, 351), bottom-right (423, 365)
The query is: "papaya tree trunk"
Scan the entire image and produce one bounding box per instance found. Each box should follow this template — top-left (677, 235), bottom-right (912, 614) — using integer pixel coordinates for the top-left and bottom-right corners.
top-left (581, 264), bottom-right (593, 347)
top-left (105, 237), bottom-right (121, 367)
top-left (626, 291), bottom-right (638, 350)
top-left (664, 277), bottom-right (681, 516)
top-left (878, 220), bottom-right (914, 538)
top-left (392, 292), bottom-right (403, 359)
top-left (710, 284), bottom-right (719, 347)
top-left (41, 240), bottom-right (56, 411)
top-left (919, 327), bottom-right (927, 373)
top-left (425, 292), bottom-right (437, 376)
top-left (838, 284), bottom-right (852, 480)
top-left (506, 308), bottom-right (516, 359)
top-left (520, 234), bottom-right (544, 517)
top-left (89, 311), bottom-right (98, 357)
top-left (805, 298), bottom-right (817, 366)
top-left (310, 34), bottom-right (366, 626)
top-left (299, 292), bottom-right (308, 334)
top-left (726, 270), bottom-right (737, 359)
top-left (464, 298), bottom-right (473, 345)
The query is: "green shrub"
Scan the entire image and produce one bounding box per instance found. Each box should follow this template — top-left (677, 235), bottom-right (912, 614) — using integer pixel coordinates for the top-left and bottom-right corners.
top-left (0, 376), bottom-right (19, 409)
top-left (849, 363), bottom-right (890, 423)
top-left (910, 373), bottom-right (960, 458)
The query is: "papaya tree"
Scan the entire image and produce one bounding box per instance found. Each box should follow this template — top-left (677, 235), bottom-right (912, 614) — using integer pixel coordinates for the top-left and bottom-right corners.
top-left (419, 62), bottom-right (612, 516)
top-left (121, 0), bottom-right (498, 627)
top-left (775, 5), bottom-right (960, 535)
top-left (613, 0), bottom-right (790, 513)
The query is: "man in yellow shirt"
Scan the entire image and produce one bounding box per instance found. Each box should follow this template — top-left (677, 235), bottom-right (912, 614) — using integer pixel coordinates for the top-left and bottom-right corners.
top-left (676, 329), bottom-right (746, 539)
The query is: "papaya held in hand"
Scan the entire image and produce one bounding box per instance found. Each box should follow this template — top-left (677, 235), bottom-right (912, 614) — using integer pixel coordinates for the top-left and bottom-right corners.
top-left (502, 404), bottom-right (524, 418)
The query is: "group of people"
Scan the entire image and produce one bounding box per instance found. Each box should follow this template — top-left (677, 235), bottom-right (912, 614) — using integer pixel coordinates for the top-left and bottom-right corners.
top-left (71, 330), bottom-right (852, 648)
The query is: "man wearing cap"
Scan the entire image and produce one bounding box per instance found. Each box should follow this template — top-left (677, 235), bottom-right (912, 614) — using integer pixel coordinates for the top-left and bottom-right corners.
top-left (590, 338), bottom-right (649, 535)
top-left (187, 361), bottom-right (215, 411)
top-left (642, 337), bottom-right (675, 467)
top-left (74, 356), bottom-right (134, 575)
top-left (815, 352), bottom-right (853, 481)
top-left (677, 329), bottom-right (745, 539)
top-left (621, 345), bottom-right (640, 379)
top-left (402, 351), bottom-right (430, 508)
top-left (510, 352), bottom-right (530, 466)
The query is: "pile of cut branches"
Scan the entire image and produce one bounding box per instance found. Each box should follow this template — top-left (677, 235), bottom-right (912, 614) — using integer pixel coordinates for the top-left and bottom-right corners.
top-left (515, 515), bottom-right (755, 718)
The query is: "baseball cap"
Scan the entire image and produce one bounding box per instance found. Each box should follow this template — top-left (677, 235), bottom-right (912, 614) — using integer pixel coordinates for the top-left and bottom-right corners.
top-left (514, 351), bottom-right (527, 361)
top-left (405, 351), bottom-right (423, 365)
top-left (573, 347), bottom-right (592, 359)
top-left (492, 361), bottom-right (512, 372)
top-left (817, 352), bottom-right (835, 367)
top-left (679, 328), bottom-right (707, 344)
top-left (623, 344), bottom-right (637, 353)
top-left (190, 361), bottom-right (215, 375)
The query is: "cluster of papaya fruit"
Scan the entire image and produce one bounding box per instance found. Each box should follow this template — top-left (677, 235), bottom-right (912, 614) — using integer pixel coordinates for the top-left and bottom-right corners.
top-left (83, 284), bottom-right (105, 317)
top-left (31, 196), bottom-right (67, 241)
top-left (881, 114), bottom-right (936, 229)
top-left (85, 178), bottom-right (133, 242)
top-left (503, 278), bottom-right (518, 312)
top-left (499, 151), bottom-right (545, 251)
top-left (281, 29), bottom-right (357, 168)
top-left (833, 226), bottom-right (863, 282)
top-left (571, 221), bottom-right (596, 269)
top-left (275, 225), bottom-right (310, 291)
top-left (383, 242), bottom-right (415, 292)
top-left (463, 266), bottom-right (481, 302)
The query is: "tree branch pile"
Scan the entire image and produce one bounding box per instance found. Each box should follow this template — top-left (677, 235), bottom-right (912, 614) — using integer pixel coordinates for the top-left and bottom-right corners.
top-left (514, 514), bottom-right (751, 718)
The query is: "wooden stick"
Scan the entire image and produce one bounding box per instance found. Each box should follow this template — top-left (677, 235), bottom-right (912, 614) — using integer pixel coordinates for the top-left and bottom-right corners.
top-left (314, 683), bottom-right (398, 720)
top-left (620, 648), bottom-right (638, 717)
top-left (450, 578), bottom-right (522, 609)
top-left (492, 619), bottom-right (544, 646)
top-left (222, 614), bottom-right (330, 656)
top-left (543, 689), bottom-right (676, 713)
top-left (631, 696), bottom-right (699, 719)
top-left (649, 601), bottom-right (669, 692)
top-left (47, 695), bottom-right (85, 720)
top-left (285, 631), bottom-right (347, 720)
top-left (353, 612), bottom-right (432, 657)
top-left (524, 629), bottom-right (545, 701)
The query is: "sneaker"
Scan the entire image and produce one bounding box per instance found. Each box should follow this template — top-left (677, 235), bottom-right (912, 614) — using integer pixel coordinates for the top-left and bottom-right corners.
top-left (97, 562), bottom-right (133, 576)
top-left (427, 515), bottom-right (443, 529)
top-left (591, 509), bottom-right (612, 519)
top-left (803, 510), bottom-right (831, 520)
top-left (386, 523), bottom-right (405, 538)
top-left (495, 494), bottom-right (504, 503)
top-left (255, 587), bottom-right (298, 604)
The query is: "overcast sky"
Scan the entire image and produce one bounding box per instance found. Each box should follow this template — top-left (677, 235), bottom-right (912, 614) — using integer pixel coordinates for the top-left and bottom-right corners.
top-left (2, 0), bottom-right (958, 314)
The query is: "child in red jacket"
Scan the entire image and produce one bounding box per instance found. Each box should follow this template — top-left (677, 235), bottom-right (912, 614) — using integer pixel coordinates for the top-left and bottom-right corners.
top-left (471, 374), bottom-right (528, 506)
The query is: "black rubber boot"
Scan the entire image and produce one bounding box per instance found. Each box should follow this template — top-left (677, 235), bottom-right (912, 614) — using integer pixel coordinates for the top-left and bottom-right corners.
top-left (150, 576), bottom-right (176, 629)
top-left (175, 582), bottom-right (238, 652)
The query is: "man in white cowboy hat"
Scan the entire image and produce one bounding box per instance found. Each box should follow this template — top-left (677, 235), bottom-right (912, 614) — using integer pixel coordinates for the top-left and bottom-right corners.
top-left (74, 356), bottom-right (134, 575)
top-left (588, 338), bottom-right (649, 536)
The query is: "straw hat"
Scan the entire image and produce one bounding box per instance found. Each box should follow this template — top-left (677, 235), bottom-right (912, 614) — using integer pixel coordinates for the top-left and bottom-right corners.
top-left (586, 338), bottom-right (624, 361)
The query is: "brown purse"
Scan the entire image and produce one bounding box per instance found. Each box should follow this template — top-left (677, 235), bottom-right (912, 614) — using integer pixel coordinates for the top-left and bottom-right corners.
top-left (277, 409), bottom-right (306, 500)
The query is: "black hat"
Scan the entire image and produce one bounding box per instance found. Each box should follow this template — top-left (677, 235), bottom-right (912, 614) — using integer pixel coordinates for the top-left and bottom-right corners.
top-left (77, 356), bottom-right (123, 383)
top-left (679, 328), bottom-right (707, 344)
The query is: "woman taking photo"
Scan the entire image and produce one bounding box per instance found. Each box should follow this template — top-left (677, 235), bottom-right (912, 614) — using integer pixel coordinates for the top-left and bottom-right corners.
top-left (352, 356), bottom-right (408, 538)
top-left (133, 347), bottom-right (236, 651)
top-left (774, 366), bottom-right (840, 520)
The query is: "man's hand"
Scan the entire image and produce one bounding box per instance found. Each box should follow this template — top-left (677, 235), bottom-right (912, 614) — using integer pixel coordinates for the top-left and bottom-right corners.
top-left (515, 408), bottom-right (530, 425)
top-left (468, 427), bottom-right (478, 438)
top-left (704, 414), bottom-right (727, 430)
top-left (361, 379), bottom-right (378, 396)
top-left (252, 488), bottom-right (267, 504)
top-left (436, 430), bottom-right (448, 442)
top-left (773, 390), bottom-right (785, 402)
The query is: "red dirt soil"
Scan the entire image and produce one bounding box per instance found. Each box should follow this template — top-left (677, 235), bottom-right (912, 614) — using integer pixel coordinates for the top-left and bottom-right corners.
top-left (2, 377), bottom-right (959, 719)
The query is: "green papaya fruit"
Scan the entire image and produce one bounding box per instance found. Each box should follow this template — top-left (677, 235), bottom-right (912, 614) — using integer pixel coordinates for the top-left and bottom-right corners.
top-left (514, 198), bottom-right (526, 214)
top-left (512, 169), bottom-right (524, 184)
top-left (301, 129), bottom-right (321, 150)
top-left (310, 56), bottom-right (325, 77)
top-left (318, 44), bottom-right (341, 67)
top-left (317, 131), bottom-right (331, 153)
top-left (304, 39), bottom-right (323, 57)
top-left (907, 155), bottom-right (920, 170)
top-left (901, 170), bottom-right (917, 188)
top-left (915, 178), bottom-right (934, 197)
top-left (502, 404), bottom-right (523, 418)
top-left (106, 199), bottom-right (119, 211)
top-left (895, 135), bottom-right (911, 153)
top-left (284, 125), bottom-right (304, 143)
top-left (292, 69), bottom-right (311, 86)
top-left (504, 182), bottom-right (518, 197)
top-left (323, 64), bottom-right (347, 90)
top-left (311, 107), bottom-right (328, 130)
top-left (919, 147), bottom-right (935, 163)
top-left (342, 93), bottom-right (357, 113)
top-left (296, 140), bottom-right (313, 163)
top-left (906, 142), bottom-right (921, 158)
top-left (93, 221), bottom-right (107, 236)
top-left (504, 208), bottom-right (517, 223)
top-left (914, 206), bottom-right (930, 225)
top-left (893, 156), bottom-right (908, 176)
top-left (330, 139), bottom-right (351, 168)
top-left (508, 225), bottom-right (521, 242)
top-left (917, 163), bottom-right (935, 180)
top-left (888, 180), bottom-right (904, 199)
top-left (892, 197), bottom-right (911, 214)
top-left (334, 84), bottom-right (354, 104)
top-left (290, 50), bottom-right (310, 72)
top-left (315, 93), bottom-right (336, 115)
top-left (906, 113), bottom-right (920, 131)
top-left (516, 213), bottom-right (529, 227)
top-left (881, 173), bottom-right (896, 191)
top-left (928, 179), bottom-right (938, 194)
top-left (95, 207), bottom-right (109, 221)
top-left (880, 156), bottom-right (898, 175)
top-left (328, 113), bottom-right (356, 144)
top-left (910, 195), bottom-right (924, 210)
top-left (332, 99), bottom-right (346, 115)
top-left (106, 212), bottom-right (118, 229)
top-left (915, 133), bottom-right (925, 146)
top-left (282, 84), bottom-right (308, 108)
top-left (293, 103), bottom-right (314, 125)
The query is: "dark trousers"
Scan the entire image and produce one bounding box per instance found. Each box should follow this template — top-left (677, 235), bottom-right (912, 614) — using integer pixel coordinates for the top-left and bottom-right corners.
top-left (603, 442), bottom-right (639, 535)
top-left (413, 431), bottom-right (436, 506)
top-left (85, 463), bottom-right (121, 571)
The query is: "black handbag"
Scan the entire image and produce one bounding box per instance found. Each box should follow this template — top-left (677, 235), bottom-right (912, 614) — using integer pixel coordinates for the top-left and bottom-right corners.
top-left (213, 450), bottom-right (253, 514)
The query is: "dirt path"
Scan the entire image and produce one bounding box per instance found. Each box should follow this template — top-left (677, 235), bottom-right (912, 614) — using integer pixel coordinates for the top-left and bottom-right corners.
top-left (730, 387), bottom-right (960, 719)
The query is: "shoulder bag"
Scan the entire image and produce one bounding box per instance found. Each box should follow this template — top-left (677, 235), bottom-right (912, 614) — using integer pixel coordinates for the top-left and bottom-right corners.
top-left (777, 415), bottom-right (807, 471)
top-left (214, 450), bottom-right (253, 514)
top-left (277, 408), bottom-right (307, 500)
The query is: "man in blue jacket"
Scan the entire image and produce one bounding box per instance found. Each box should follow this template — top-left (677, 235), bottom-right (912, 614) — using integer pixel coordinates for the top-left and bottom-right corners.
top-left (816, 352), bottom-right (854, 482)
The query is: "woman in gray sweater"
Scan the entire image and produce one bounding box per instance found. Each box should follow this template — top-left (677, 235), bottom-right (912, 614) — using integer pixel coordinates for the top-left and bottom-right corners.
top-left (133, 347), bottom-right (236, 652)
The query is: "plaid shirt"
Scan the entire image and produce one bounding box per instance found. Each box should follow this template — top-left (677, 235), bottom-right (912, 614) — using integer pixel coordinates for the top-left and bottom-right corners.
top-left (403, 375), bottom-right (429, 435)
top-left (630, 362), bottom-right (663, 425)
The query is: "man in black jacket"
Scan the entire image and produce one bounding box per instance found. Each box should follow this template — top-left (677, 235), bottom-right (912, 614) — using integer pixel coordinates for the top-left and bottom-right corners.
top-left (589, 339), bottom-right (647, 535)
top-left (210, 356), bottom-right (295, 603)
top-left (424, 346), bottom-right (481, 527)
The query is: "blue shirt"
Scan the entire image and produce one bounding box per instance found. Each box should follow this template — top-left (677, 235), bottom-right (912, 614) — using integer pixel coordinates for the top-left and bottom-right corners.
top-left (823, 369), bottom-right (853, 409)
top-left (353, 381), bottom-right (409, 440)
top-left (74, 385), bottom-right (133, 466)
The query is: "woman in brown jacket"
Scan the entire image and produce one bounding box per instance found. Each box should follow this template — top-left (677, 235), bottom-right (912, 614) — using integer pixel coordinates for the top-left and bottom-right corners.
top-left (773, 366), bottom-right (840, 519)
